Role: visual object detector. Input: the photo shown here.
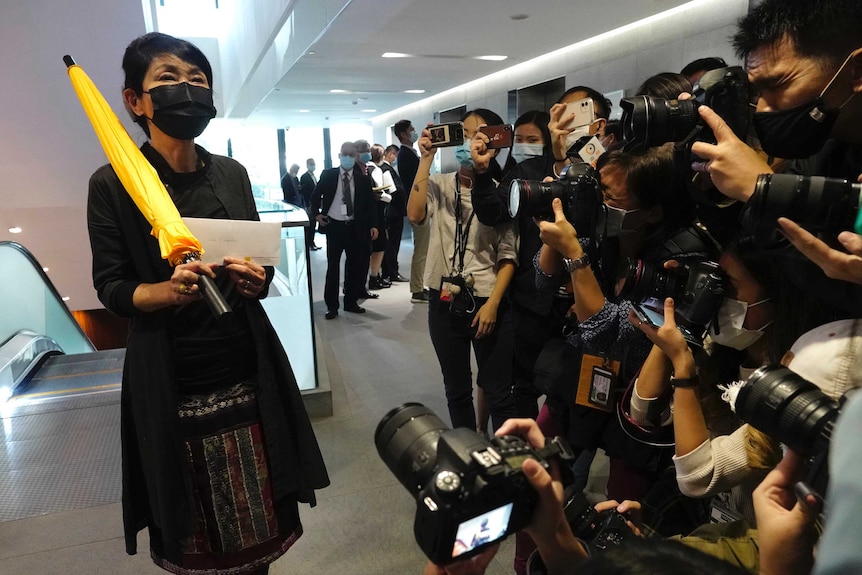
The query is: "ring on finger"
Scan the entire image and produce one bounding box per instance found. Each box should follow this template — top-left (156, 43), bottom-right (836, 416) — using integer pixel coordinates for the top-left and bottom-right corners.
top-left (179, 283), bottom-right (188, 294)
top-left (243, 279), bottom-right (251, 290)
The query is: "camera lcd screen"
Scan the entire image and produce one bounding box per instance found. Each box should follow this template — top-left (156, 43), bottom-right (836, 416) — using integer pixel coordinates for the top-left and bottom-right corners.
top-left (452, 503), bottom-right (514, 558)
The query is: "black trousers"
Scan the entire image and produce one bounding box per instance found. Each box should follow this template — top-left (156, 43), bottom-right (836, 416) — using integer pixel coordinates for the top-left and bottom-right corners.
top-left (323, 220), bottom-right (370, 310)
top-left (382, 215), bottom-right (404, 278)
top-left (428, 290), bottom-right (516, 431)
top-left (511, 301), bottom-right (568, 419)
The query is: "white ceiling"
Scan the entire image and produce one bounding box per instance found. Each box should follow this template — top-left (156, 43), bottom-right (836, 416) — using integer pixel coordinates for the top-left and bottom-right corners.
top-left (242, 0), bottom-right (693, 127)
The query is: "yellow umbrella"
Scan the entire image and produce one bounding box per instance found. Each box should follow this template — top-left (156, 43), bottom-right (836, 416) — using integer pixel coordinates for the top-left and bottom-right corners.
top-left (65, 55), bottom-right (230, 318)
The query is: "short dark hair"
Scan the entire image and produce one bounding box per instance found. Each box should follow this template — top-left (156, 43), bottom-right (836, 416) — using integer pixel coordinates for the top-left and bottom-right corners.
top-left (732, 0), bottom-right (862, 66)
top-left (393, 119), bottom-right (413, 139)
top-left (680, 57), bottom-right (727, 78)
top-left (122, 32), bottom-right (213, 136)
top-left (384, 144), bottom-right (399, 156)
top-left (514, 110), bottom-right (552, 156)
top-left (579, 537), bottom-right (748, 575)
top-left (557, 85), bottom-right (611, 120)
top-left (636, 72), bottom-right (693, 99)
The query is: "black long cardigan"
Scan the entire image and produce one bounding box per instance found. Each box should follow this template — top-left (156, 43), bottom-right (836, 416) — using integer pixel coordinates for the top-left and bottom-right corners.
top-left (87, 144), bottom-right (329, 561)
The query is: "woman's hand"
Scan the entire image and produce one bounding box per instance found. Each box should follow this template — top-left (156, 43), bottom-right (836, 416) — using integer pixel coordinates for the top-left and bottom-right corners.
top-left (169, 260), bottom-right (217, 305)
top-left (223, 256), bottom-right (266, 298)
top-left (471, 126), bottom-right (494, 175)
top-left (629, 297), bottom-right (694, 375)
top-left (537, 198), bottom-right (582, 259)
top-left (471, 300), bottom-right (498, 339)
top-left (418, 125), bottom-right (438, 160)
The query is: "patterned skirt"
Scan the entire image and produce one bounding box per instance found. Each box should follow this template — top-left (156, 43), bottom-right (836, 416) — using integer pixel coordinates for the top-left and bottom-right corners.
top-left (152, 381), bottom-right (302, 575)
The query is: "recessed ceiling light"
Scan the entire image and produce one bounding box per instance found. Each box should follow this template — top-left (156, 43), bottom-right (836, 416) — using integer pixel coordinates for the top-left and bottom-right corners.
top-left (8, 227), bottom-right (21, 234)
top-left (475, 55), bottom-right (508, 61)
top-left (361, 109), bottom-right (377, 113)
top-left (298, 109), bottom-right (311, 113)
top-left (42, 267), bottom-right (49, 272)
top-left (404, 89), bottom-right (425, 94)
top-left (307, 51), bottom-right (316, 55)
top-left (62, 296), bottom-right (70, 302)
top-left (330, 89), bottom-right (348, 93)
top-left (382, 52), bottom-right (412, 58)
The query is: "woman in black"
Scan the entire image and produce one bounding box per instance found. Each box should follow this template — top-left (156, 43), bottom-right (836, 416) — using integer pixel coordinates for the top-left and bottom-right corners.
top-left (87, 32), bottom-right (328, 574)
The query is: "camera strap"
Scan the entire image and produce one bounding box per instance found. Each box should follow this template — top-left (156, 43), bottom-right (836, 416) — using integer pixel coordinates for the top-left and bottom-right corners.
top-left (451, 174), bottom-right (475, 274)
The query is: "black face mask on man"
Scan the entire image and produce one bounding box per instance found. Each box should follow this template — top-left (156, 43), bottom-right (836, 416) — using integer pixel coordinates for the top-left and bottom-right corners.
top-left (753, 50), bottom-right (857, 159)
top-left (144, 82), bottom-right (217, 140)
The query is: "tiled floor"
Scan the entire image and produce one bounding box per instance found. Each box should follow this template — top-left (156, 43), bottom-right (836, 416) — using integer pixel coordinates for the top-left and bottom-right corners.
top-left (0, 229), bottom-right (608, 574)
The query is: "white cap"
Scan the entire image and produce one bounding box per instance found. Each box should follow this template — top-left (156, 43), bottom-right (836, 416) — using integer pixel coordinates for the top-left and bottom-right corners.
top-left (786, 319), bottom-right (862, 400)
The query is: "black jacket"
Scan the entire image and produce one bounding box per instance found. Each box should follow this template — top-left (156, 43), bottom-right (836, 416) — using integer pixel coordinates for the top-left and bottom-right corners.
top-left (380, 160), bottom-right (407, 218)
top-left (299, 170), bottom-right (316, 208)
top-left (310, 165), bottom-right (378, 232)
top-left (396, 144), bottom-right (420, 191)
top-left (87, 144), bottom-right (329, 561)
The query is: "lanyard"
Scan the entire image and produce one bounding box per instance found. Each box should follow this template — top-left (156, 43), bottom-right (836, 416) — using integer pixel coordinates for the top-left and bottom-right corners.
top-left (451, 174), bottom-right (475, 273)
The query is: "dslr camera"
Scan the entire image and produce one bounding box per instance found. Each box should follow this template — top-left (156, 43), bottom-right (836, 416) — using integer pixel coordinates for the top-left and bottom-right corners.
top-left (508, 159), bottom-right (602, 237)
top-left (731, 365), bottom-right (845, 497)
top-left (618, 258), bottom-right (725, 342)
top-left (743, 173), bottom-right (862, 244)
top-left (619, 66), bottom-right (751, 153)
top-left (375, 403), bottom-right (575, 565)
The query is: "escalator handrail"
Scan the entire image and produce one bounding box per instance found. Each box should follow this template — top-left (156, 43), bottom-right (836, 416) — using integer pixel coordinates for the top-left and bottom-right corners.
top-left (0, 241), bottom-right (94, 350)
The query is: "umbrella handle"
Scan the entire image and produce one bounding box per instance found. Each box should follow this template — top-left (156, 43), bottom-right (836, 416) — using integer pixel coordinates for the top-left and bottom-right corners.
top-left (197, 274), bottom-right (234, 321)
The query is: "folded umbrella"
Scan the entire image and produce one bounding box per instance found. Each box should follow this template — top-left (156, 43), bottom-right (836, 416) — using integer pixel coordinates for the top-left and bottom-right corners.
top-left (64, 55), bottom-right (231, 319)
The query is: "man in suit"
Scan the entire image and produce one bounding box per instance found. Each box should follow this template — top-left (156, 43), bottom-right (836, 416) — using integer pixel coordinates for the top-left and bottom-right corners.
top-left (280, 163), bottom-right (302, 206)
top-left (380, 144), bottom-right (408, 283)
top-left (299, 158), bottom-right (320, 250)
top-left (393, 118), bottom-right (430, 303)
top-left (311, 141), bottom-right (379, 319)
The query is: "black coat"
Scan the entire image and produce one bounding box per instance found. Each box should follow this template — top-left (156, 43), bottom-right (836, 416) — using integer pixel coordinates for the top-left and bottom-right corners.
top-left (380, 161), bottom-right (407, 218)
top-left (310, 165), bottom-right (378, 233)
top-left (87, 144), bottom-right (329, 561)
top-left (299, 170), bottom-right (317, 208)
top-left (396, 144), bottom-right (420, 191)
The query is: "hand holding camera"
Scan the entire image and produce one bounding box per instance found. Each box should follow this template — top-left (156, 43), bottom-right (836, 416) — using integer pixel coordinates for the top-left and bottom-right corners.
top-left (778, 218), bottom-right (862, 285)
top-left (536, 198), bottom-right (584, 260)
top-left (418, 125), bottom-right (441, 159)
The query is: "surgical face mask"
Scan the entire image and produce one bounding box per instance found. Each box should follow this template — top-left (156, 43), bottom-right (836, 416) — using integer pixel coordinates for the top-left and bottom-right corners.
top-left (597, 204), bottom-right (648, 237)
top-left (708, 297), bottom-right (771, 351)
top-left (359, 152), bottom-right (372, 163)
top-left (753, 50), bottom-right (857, 158)
top-left (307, 164), bottom-right (315, 172)
top-left (409, 130), bottom-right (419, 143)
top-left (144, 82), bottom-right (216, 140)
top-left (454, 139), bottom-right (474, 169)
top-left (511, 143), bottom-right (544, 163)
top-left (339, 155), bottom-right (356, 170)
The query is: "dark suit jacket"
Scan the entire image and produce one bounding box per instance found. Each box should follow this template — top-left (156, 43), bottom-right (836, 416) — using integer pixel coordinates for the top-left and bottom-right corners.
top-left (379, 161), bottom-right (407, 217)
top-left (281, 172), bottom-right (302, 206)
top-left (299, 171), bottom-right (316, 208)
top-left (310, 165), bottom-right (378, 233)
top-left (396, 144), bottom-right (420, 191)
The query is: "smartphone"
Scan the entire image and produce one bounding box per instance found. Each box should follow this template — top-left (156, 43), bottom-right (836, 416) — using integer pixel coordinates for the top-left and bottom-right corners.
top-left (427, 122), bottom-right (465, 148)
top-left (632, 300), bottom-right (704, 348)
top-left (478, 124), bottom-right (514, 149)
top-left (563, 97), bottom-right (595, 129)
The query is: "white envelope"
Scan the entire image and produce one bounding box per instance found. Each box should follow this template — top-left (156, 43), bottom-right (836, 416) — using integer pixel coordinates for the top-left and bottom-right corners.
top-left (182, 217), bottom-right (282, 266)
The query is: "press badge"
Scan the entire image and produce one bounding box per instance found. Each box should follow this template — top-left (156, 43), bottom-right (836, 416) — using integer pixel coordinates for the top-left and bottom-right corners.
top-left (340, 203), bottom-right (348, 216)
top-left (709, 493), bottom-right (744, 524)
top-left (576, 354), bottom-right (620, 412)
top-left (439, 278), bottom-right (454, 302)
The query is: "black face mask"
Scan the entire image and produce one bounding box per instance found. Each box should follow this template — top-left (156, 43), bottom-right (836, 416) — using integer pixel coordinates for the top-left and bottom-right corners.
top-left (752, 48), bottom-right (858, 159)
top-left (145, 82), bottom-right (217, 140)
top-left (752, 98), bottom-right (838, 158)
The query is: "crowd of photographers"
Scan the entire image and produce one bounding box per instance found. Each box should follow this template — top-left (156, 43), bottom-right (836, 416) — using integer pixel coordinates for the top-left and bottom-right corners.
top-left (378, 1), bottom-right (862, 574)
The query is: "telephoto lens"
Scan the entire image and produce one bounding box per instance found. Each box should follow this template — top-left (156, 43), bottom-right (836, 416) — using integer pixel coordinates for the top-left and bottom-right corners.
top-left (374, 402), bottom-right (450, 494)
top-left (619, 96), bottom-right (700, 151)
top-left (734, 366), bottom-right (839, 457)
top-left (751, 173), bottom-right (862, 234)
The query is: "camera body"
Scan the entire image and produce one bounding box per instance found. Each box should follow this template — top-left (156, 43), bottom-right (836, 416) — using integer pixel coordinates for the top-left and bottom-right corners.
top-left (619, 66), bottom-right (751, 152)
top-left (619, 258), bottom-right (725, 332)
top-left (566, 490), bottom-right (631, 551)
top-left (375, 403), bottom-right (575, 565)
top-left (509, 160), bottom-right (602, 237)
top-left (440, 272), bottom-right (476, 316)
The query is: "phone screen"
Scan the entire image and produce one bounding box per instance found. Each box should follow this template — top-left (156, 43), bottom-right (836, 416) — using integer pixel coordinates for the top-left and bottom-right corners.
top-left (452, 503), bottom-right (513, 558)
top-left (633, 300), bottom-right (704, 347)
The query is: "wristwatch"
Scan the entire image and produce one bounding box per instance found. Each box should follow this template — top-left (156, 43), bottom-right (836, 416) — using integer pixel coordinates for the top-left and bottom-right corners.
top-left (562, 253), bottom-right (590, 273)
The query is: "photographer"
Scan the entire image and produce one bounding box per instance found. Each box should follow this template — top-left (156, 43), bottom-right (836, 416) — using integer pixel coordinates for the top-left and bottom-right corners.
top-left (685, 0), bottom-right (862, 315)
top-left (407, 109), bottom-right (517, 433)
top-left (471, 87), bottom-right (611, 421)
top-left (535, 144), bottom-right (707, 502)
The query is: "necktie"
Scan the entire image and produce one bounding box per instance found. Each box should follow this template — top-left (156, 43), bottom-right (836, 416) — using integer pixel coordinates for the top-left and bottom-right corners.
top-left (342, 171), bottom-right (354, 218)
